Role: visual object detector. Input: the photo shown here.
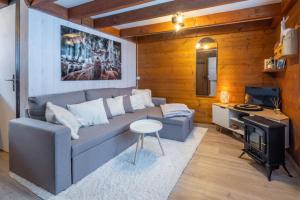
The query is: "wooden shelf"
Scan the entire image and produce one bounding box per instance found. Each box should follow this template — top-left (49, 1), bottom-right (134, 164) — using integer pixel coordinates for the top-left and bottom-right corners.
top-left (228, 127), bottom-right (244, 135)
top-left (263, 68), bottom-right (285, 73)
top-left (230, 117), bottom-right (244, 124)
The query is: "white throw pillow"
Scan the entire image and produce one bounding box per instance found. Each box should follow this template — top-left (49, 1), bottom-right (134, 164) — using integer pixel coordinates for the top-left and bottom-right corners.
top-left (67, 98), bottom-right (109, 127)
top-left (132, 89), bottom-right (154, 107)
top-left (130, 94), bottom-right (146, 110)
top-left (45, 102), bottom-right (81, 140)
top-left (106, 96), bottom-right (126, 117)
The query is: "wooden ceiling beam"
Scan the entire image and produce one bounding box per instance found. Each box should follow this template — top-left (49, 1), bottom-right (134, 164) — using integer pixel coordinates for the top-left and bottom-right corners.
top-left (30, 0), bottom-right (56, 7)
top-left (136, 19), bottom-right (274, 42)
top-left (69, 0), bottom-right (153, 19)
top-left (282, 0), bottom-right (298, 16)
top-left (99, 27), bottom-right (121, 37)
top-left (0, 0), bottom-right (9, 9)
top-left (271, 0), bottom-right (297, 28)
top-left (29, 0), bottom-right (68, 19)
top-left (120, 3), bottom-right (281, 38)
top-left (94, 0), bottom-right (247, 28)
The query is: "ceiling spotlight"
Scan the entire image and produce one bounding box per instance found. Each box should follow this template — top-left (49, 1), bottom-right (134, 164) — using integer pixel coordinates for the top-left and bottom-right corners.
top-left (172, 12), bottom-right (184, 32)
top-left (176, 14), bottom-right (184, 24)
top-left (175, 24), bottom-right (182, 32)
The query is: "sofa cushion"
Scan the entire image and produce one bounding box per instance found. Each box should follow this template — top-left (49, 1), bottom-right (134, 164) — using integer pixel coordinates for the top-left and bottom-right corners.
top-left (85, 87), bottom-right (135, 101)
top-left (132, 89), bottom-right (154, 107)
top-left (67, 98), bottom-right (109, 127)
top-left (130, 94), bottom-right (146, 110)
top-left (71, 106), bottom-right (194, 157)
top-left (28, 91), bottom-right (86, 121)
top-left (103, 99), bottom-right (113, 119)
top-left (45, 102), bottom-right (81, 139)
top-left (116, 87), bottom-right (135, 97)
top-left (106, 96), bottom-right (126, 117)
top-left (71, 111), bottom-right (147, 157)
top-left (123, 95), bottom-right (134, 113)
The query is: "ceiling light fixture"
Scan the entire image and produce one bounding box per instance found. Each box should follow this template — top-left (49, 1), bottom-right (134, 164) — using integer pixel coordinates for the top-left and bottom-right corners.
top-left (172, 12), bottom-right (184, 32)
top-left (203, 44), bottom-right (209, 49)
top-left (175, 23), bottom-right (182, 32)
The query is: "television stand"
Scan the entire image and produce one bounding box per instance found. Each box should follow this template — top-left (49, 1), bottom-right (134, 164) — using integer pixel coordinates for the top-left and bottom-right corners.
top-left (212, 103), bottom-right (290, 148)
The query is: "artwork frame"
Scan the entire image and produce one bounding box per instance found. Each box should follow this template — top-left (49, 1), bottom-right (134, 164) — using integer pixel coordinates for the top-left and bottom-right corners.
top-left (60, 25), bottom-right (122, 81)
top-left (276, 59), bottom-right (286, 69)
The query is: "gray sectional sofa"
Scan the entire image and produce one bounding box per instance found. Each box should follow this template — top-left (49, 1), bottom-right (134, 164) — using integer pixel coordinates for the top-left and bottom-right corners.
top-left (9, 87), bottom-right (194, 194)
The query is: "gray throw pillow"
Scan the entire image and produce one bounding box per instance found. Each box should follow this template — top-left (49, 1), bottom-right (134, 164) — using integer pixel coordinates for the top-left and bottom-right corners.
top-left (103, 99), bottom-right (113, 119)
top-left (123, 95), bottom-right (134, 113)
top-left (27, 108), bottom-right (46, 121)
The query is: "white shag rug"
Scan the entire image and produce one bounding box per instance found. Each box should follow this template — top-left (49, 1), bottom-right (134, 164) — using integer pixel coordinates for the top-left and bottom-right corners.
top-left (10, 127), bottom-right (207, 200)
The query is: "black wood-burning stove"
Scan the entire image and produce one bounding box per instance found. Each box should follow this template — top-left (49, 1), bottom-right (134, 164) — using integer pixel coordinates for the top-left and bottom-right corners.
top-left (239, 116), bottom-right (292, 181)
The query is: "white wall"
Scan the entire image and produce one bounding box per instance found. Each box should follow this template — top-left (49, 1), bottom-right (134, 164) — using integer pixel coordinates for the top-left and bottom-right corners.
top-left (28, 9), bottom-right (136, 97)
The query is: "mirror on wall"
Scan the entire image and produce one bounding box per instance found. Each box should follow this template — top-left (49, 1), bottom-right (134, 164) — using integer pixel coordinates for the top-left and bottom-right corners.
top-left (196, 37), bottom-right (218, 97)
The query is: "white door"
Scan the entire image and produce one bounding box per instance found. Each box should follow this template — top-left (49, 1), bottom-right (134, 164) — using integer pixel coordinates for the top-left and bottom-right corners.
top-left (0, 4), bottom-right (16, 152)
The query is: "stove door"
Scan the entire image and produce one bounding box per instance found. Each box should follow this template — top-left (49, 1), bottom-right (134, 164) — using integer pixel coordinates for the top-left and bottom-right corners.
top-left (245, 124), bottom-right (267, 156)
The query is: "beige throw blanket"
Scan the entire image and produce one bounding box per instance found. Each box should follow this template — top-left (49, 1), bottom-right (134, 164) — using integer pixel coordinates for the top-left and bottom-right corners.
top-left (160, 103), bottom-right (192, 118)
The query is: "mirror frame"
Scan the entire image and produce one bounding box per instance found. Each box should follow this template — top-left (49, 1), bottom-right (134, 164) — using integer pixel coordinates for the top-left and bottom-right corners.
top-left (195, 37), bottom-right (218, 98)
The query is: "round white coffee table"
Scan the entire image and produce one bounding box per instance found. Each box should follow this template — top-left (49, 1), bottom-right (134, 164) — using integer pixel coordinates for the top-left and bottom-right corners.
top-left (130, 119), bottom-right (165, 164)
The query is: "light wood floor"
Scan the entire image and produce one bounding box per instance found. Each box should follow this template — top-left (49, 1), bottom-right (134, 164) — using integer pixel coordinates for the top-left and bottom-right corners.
top-left (0, 124), bottom-right (299, 200)
top-left (169, 124), bottom-right (300, 200)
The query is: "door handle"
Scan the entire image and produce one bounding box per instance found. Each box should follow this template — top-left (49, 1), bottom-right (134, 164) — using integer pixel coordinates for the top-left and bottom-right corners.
top-left (5, 75), bottom-right (15, 92)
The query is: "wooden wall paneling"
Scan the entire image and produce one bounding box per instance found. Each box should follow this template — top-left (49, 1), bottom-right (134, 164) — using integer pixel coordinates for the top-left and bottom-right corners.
top-left (275, 0), bottom-right (300, 165)
top-left (138, 30), bottom-right (277, 123)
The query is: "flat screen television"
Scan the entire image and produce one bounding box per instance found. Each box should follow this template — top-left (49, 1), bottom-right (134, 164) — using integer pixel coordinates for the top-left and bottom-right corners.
top-left (245, 86), bottom-right (280, 109)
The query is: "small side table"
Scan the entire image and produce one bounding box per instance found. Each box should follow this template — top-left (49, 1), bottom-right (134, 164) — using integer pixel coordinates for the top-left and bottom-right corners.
top-left (130, 119), bottom-right (165, 164)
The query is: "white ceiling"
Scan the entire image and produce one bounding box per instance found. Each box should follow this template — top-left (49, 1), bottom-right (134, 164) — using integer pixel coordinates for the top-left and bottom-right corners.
top-left (55, 0), bottom-right (173, 11)
top-left (55, 0), bottom-right (281, 29)
top-left (92, 0), bottom-right (174, 19)
top-left (55, 0), bottom-right (94, 8)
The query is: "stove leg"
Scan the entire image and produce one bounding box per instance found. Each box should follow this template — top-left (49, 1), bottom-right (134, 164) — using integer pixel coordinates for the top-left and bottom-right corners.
top-left (216, 125), bottom-right (219, 131)
top-left (239, 151), bottom-right (245, 158)
top-left (282, 164), bottom-right (293, 177)
top-left (266, 164), bottom-right (272, 181)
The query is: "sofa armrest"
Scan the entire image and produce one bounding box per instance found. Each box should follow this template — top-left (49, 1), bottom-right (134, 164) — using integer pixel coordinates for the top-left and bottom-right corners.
top-left (9, 118), bottom-right (72, 194)
top-left (152, 97), bottom-right (166, 106)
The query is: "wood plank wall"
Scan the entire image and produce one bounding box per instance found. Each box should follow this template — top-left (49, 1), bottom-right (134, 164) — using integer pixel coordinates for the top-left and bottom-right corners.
top-left (138, 30), bottom-right (277, 123)
top-left (275, 0), bottom-right (300, 165)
